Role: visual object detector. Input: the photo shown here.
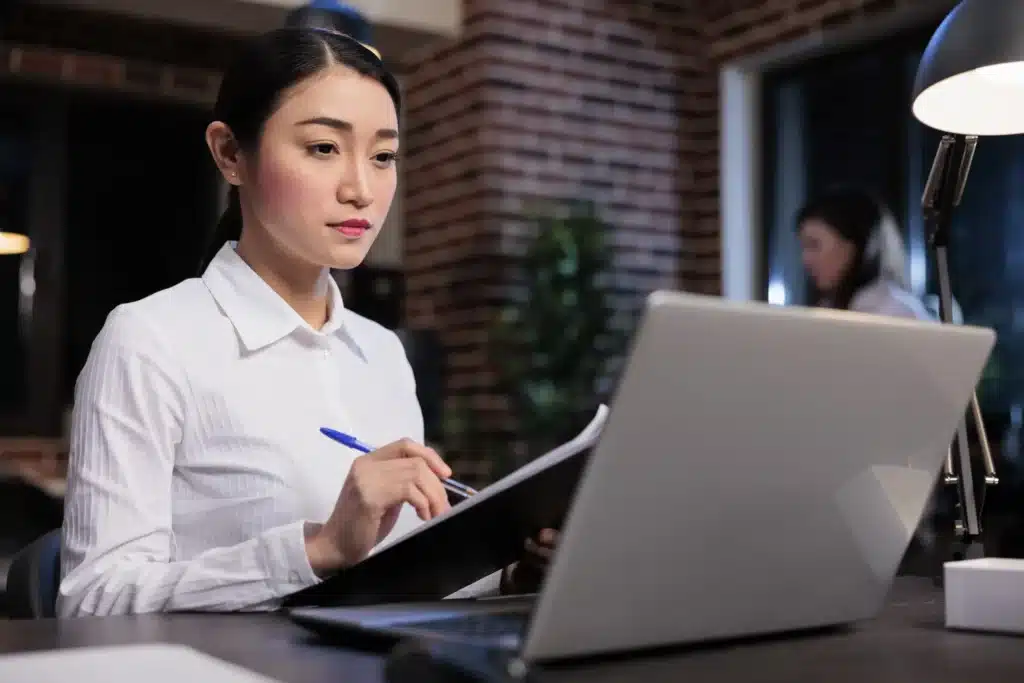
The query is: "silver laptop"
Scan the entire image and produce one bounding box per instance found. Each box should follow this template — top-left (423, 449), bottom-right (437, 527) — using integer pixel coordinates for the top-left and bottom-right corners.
top-left (290, 290), bottom-right (995, 663)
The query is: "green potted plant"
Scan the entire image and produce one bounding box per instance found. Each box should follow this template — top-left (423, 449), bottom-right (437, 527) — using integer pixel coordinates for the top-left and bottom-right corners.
top-left (488, 200), bottom-right (627, 473)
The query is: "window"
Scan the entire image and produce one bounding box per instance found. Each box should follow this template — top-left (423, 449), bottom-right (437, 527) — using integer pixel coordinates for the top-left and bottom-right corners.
top-left (763, 23), bottom-right (1024, 416)
top-left (911, 125), bottom-right (1024, 413)
top-left (761, 27), bottom-right (932, 309)
top-left (761, 22), bottom-right (1024, 554)
top-left (63, 93), bottom-right (218, 404)
top-left (0, 87), bottom-right (219, 436)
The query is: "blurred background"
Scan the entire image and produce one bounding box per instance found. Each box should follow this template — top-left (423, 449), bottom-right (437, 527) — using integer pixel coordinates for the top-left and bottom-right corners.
top-left (2, 0), bottom-right (1024, 598)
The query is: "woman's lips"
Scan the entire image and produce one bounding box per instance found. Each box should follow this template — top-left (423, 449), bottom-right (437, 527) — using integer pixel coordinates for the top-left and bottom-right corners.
top-left (330, 219), bottom-right (370, 238)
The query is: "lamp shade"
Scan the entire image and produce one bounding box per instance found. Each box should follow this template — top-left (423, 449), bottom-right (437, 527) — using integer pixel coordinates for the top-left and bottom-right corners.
top-left (912, 0), bottom-right (1024, 135)
top-left (0, 232), bottom-right (29, 255)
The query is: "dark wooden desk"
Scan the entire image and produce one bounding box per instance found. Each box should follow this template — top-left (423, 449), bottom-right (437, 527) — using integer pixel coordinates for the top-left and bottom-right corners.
top-left (1, 579), bottom-right (1023, 682)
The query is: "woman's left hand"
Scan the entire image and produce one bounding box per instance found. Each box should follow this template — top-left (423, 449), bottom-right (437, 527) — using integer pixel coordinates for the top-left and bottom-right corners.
top-left (500, 528), bottom-right (559, 594)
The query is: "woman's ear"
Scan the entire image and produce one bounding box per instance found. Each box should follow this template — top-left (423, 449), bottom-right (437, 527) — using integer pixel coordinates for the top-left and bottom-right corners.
top-left (206, 121), bottom-right (244, 186)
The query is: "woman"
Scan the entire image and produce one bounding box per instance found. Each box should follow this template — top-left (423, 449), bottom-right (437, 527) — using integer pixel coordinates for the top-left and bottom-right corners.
top-left (799, 187), bottom-right (944, 564)
top-left (797, 187), bottom-right (932, 320)
top-left (57, 27), bottom-right (553, 617)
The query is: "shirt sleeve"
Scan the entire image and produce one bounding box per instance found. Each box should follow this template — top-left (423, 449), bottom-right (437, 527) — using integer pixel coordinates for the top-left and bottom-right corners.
top-left (58, 306), bottom-right (322, 617)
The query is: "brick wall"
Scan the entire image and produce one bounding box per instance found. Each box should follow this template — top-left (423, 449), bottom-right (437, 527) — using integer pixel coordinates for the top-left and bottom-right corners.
top-left (2, 4), bottom-right (245, 70)
top-left (0, 4), bottom-right (226, 103)
top-left (0, 41), bottom-right (221, 103)
top-left (401, 0), bottom-right (945, 482)
top-left (401, 0), bottom-right (708, 480)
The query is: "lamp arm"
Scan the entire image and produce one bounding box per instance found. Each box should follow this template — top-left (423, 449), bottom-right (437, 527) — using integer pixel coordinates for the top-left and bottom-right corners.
top-left (921, 133), bottom-right (997, 558)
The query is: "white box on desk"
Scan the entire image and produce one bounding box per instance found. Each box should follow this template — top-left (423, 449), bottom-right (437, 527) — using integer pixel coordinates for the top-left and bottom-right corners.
top-left (945, 558), bottom-right (1024, 634)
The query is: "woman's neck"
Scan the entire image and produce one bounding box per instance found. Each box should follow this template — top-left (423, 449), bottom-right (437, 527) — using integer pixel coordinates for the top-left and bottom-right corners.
top-left (235, 229), bottom-right (331, 330)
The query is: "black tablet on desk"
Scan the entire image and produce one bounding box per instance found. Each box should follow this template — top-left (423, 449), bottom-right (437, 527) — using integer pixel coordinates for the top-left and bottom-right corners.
top-left (280, 405), bottom-right (606, 610)
top-left (283, 407), bottom-right (608, 608)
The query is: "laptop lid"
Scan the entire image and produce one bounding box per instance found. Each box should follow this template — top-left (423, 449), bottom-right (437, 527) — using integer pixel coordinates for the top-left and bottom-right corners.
top-left (521, 291), bottom-right (994, 661)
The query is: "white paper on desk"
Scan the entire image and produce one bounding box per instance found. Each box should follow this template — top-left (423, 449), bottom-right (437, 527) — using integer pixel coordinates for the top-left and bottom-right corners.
top-left (371, 404), bottom-right (609, 555)
top-left (0, 644), bottom-right (281, 683)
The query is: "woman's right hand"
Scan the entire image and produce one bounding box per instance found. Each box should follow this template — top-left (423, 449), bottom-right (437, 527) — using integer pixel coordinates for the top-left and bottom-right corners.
top-left (304, 438), bottom-right (452, 576)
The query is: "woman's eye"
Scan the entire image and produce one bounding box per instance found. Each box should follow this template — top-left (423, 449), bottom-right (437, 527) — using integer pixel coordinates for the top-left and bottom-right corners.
top-left (309, 143), bottom-right (337, 157)
top-left (372, 152), bottom-right (398, 168)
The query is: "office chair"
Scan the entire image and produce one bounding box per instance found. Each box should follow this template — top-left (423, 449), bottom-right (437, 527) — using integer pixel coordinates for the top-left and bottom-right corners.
top-left (5, 529), bottom-right (61, 619)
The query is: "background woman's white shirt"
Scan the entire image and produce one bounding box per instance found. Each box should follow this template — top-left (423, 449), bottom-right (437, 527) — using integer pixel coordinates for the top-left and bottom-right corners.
top-left (57, 243), bottom-right (463, 617)
top-left (848, 279), bottom-right (934, 321)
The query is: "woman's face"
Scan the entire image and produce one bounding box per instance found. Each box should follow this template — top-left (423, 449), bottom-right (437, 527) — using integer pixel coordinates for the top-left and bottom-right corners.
top-left (239, 64), bottom-right (399, 270)
top-left (799, 218), bottom-right (856, 294)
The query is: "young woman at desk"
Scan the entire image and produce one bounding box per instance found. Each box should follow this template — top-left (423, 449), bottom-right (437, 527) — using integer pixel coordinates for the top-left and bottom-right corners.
top-left (57, 27), bottom-right (555, 617)
top-left (797, 187), bottom-right (932, 321)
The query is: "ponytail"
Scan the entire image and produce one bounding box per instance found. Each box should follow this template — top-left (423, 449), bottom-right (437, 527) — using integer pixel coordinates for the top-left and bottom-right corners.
top-left (199, 186), bottom-right (242, 274)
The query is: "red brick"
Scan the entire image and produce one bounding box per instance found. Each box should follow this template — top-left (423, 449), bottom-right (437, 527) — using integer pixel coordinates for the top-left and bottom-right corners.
top-left (15, 48), bottom-right (66, 78)
top-left (66, 54), bottom-right (123, 87)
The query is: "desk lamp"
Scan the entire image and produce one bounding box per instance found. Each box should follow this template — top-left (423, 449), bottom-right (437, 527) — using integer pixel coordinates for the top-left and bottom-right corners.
top-left (912, 0), bottom-right (1024, 561)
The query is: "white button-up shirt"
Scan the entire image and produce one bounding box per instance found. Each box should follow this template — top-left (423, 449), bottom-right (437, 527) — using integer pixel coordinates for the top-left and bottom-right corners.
top-left (58, 243), bottom-right (495, 617)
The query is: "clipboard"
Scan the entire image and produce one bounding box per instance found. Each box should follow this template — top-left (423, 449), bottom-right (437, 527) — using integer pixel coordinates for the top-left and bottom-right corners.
top-left (284, 405), bottom-right (608, 608)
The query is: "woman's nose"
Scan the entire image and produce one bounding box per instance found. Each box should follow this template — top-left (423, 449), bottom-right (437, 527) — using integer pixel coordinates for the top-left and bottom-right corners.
top-left (338, 161), bottom-right (373, 207)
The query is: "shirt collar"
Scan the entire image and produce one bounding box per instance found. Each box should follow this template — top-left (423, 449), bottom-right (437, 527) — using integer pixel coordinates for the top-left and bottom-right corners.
top-left (201, 242), bottom-right (358, 354)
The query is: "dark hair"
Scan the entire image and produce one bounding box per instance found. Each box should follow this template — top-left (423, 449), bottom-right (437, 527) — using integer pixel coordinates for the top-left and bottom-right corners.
top-left (796, 187), bottom-right (904, 310)
top-left (198, 26), bottom-right (401, 273)
top-left (284, 1), bottom-right (373, 43)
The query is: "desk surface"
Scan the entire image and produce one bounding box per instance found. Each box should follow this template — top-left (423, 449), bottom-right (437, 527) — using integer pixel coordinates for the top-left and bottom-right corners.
top-left (1, 579), bottom-right (1023, 682)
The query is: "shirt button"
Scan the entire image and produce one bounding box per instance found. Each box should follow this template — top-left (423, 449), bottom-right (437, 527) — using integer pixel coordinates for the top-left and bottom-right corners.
top-left (290, 571), bottom-right (301, 582)
top-left (322, 349), bottom-right (330, 359)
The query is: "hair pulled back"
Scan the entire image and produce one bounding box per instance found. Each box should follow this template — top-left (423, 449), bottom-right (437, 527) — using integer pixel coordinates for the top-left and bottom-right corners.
top-left (198, 26), bottom-right (400, 273)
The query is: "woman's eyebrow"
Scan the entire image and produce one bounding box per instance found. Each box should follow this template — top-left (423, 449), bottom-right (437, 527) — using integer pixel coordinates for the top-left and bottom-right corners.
top-left (296, 116), bottom-right (398, 140)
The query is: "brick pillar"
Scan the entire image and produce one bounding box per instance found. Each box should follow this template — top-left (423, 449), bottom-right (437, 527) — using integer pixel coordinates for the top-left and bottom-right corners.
top-left (402, 0), bottom-right (709, 483)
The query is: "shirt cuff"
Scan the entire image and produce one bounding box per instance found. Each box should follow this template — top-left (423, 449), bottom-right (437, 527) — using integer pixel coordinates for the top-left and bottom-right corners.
top-left (257, 520), bottom-right (323, 592)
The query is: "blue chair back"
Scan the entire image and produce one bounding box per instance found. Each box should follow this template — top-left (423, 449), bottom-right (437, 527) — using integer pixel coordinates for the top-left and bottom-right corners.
top-left (6, 529), bottom-right (61, 619)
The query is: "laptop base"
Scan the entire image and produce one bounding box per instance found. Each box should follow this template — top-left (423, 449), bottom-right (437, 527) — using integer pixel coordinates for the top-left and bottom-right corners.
top-left (289, 596), bottom-right (535, 650)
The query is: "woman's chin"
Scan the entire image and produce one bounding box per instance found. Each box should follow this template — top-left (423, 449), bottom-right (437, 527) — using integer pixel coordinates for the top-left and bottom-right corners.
top-left (318, 238), bottom-right (367, 269)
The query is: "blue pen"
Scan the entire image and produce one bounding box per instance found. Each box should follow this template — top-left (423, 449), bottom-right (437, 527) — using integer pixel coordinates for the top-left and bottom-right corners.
top-left (320, 427), bottom-right (477, 499)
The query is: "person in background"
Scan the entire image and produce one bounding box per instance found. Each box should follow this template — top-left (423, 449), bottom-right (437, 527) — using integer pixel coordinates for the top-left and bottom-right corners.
top-left (797, 187), bottom-right (932, 321)
top-left (799, 186), bottom-right (947, 569)
top-left (56, 26), bottom-right (555, 618)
